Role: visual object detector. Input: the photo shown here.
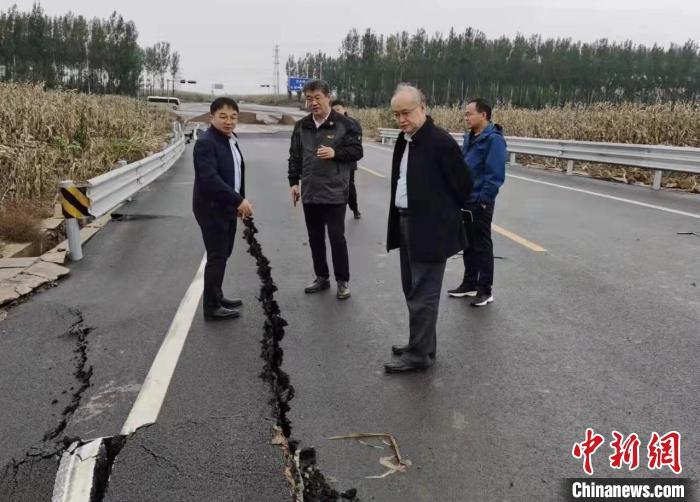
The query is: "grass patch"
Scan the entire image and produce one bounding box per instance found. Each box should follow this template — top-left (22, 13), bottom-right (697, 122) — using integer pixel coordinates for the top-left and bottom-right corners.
top-left (0, 201), bottom-right (43, 243)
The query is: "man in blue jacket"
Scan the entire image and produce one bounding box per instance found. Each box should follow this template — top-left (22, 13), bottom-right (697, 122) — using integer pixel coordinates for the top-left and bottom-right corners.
top-left (193, 97), bottom-right (254, 320)
top-left (448, 98), bottom-right (507, 307)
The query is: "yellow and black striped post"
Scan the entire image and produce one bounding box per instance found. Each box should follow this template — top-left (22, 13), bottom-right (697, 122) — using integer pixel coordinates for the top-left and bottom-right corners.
top-left (60, 184), bottom-right (90, 219)
top-left (59, 180), bottom-right (91, 261)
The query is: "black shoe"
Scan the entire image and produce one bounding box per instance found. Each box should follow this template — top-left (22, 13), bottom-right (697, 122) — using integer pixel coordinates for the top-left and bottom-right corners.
top-left (336, 281), bottom-right (351, 299)
top-left (391, 345), bottom-right (435, 359)
top-left (221, 297), bottom-right (243, 309)
top-left (470, 292), bottom-right (494, 307)
top-left (448, 282), bottom-right (478, 298)
top-left (353, 211), bottom-right (362, 219)
top-left (304, 277), bottom-right (330, 294)
top-left (204, 306), bottom-right (240, 321)
top-left (384, 357), bottom-right (433, 374)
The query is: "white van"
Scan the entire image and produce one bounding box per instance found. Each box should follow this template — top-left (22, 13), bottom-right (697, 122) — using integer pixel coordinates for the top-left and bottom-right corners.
top-left (147, 96), bottom-right (181, 110)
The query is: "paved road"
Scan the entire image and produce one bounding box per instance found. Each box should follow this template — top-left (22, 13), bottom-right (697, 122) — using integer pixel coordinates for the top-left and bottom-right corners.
top-left (178, 101), bottom-right (305, 121)
top-left (0, 133), bottom-right (698, 501)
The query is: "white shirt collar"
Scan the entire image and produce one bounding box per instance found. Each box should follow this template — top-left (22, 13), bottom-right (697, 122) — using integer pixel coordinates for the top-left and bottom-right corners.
top-left (313, 110), bottom-right (331, 129)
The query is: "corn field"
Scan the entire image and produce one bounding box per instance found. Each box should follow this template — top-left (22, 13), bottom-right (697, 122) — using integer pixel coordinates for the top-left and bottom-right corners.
top-left (0, 83), bottom-right (174, 210)
top-left (353, 102), bottom-right (700, 192)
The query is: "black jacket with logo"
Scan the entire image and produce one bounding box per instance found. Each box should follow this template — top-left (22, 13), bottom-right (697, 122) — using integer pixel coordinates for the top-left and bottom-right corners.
top-left (288, 110), bottom-right (363, 204)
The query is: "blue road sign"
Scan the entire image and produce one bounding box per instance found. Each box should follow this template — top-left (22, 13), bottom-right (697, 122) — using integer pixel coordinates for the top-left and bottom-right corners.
top-left (287, 77), bottom-right (312, 92)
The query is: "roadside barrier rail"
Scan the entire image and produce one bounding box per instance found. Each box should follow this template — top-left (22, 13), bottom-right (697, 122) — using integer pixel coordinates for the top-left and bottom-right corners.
top-left (59, 122), bottom-right (186, 260)
top-left (377, 128), bottom-right (700, 190)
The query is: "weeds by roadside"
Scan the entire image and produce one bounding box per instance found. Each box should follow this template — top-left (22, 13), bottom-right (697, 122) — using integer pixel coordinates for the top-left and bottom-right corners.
top-left (0, 82), bottom-right (175, 243)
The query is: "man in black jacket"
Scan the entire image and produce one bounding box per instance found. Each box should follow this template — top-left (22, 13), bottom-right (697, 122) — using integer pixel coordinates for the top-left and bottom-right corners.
top-left (193, 97), bottom-right (254, 321)
top-left (288, 80), bottom-right (363, 299)
top-left (384, 85), bottom-right (473, 373)
top-left (331, 99), bottom-right (362, 220)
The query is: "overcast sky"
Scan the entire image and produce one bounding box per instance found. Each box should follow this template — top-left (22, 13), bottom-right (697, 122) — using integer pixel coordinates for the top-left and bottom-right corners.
top-left (4, 0), bottom-right (699, 94)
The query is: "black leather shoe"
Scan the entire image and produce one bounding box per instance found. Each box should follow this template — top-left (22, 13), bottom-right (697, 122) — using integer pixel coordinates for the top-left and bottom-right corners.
top-left (336, 281), bottom-right (351, 299)
top-left (384, 358), bottom-right (432, 374)
top-left (221, 297), bottom-right (243, 308)
top-left (204, 307), bottom-right (240, 321)
top-left (391, 345), bottom-right (435, 359)
top-left (304, 277), bottom-right (330, 294)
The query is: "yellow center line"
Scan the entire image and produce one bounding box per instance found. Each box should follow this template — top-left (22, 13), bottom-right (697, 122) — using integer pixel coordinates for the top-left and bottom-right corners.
top-left (358, 165), bottom-right (386, 178)
top-left (360, 163), bottom-right (546, 252)
top-left (492, 223), bottom-right (547, 252)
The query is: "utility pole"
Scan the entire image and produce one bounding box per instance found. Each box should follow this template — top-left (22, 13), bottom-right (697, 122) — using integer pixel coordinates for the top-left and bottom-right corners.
top-left (273, 45), bottom-right (280, 103)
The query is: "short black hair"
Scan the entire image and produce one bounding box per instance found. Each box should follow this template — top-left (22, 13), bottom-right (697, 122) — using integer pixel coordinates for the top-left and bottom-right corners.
top-left (303, 79), bottom-right (330, 96)
top-left (330, 99), bottom-right (345, 108)
top-left (210, 97), bottom-right (239, 114)
top-left (467, 98), bottom-right (492, 121)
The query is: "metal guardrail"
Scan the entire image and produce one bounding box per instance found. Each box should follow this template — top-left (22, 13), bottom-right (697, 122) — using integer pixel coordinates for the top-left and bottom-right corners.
top-left (59, 122), bottom-right (186, 260)
top-left (377, 128), bottom-right (700, 190)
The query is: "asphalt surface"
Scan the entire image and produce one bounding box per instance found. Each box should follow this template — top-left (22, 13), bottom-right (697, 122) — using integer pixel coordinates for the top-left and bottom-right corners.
top-left (178, 102), bottom-right (306, 122)
top-left (0, 131), bottom-right (698, 501)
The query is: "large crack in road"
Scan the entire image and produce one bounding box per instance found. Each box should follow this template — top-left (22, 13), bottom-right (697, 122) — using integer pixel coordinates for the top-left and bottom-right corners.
top-left (3, 219), bottom-right (363, 501)
top-left (0, 308), bottom-right (95, 499)
top-left (44, 309), bottom-right (94, 442)
top-left (242, 219), bottom-right (360, 502)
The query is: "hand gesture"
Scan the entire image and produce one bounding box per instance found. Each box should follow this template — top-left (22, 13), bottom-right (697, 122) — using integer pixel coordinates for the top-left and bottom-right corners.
top-left (237, 198), bottom-right (254, 219)
top-left (316, 146), bottom-right (335, 160)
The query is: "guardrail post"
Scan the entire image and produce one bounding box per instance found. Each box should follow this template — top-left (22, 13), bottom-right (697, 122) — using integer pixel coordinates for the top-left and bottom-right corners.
top-left (652, 170), bottom-right (663, 190)
top-left (566, 160), bottom-right (574, 175)
top-left (509, 153), bottom-right (516, 165)
top-left (59, 180), bottom-right (90, 261)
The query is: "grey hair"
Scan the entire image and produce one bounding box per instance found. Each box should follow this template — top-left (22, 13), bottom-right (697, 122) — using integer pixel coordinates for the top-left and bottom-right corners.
top-left (391, 84), bottom-right (427, 106)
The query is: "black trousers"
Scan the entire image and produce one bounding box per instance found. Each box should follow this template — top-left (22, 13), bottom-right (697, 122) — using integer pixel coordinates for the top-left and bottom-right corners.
top-left (195, 212), bottom-right (237, 311)
top-left (348, 170), bottom-right (359, 213)
top-left (399, 213), bottom-right (446, 360)
top-left (462, 201), bottom-right (494, 294)
top-left (303, 203), bottom-right (349, 282)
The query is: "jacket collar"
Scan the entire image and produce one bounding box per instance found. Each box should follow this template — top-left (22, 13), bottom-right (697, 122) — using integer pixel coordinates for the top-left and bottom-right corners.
top-left (301, 109), bottom-right (340, 129)
top-left (400, 116), bottom-right (434, 144)
top-left (464, 122), bottom-right (497, 143)
top-left (208, 125), bottom-right (237, 142)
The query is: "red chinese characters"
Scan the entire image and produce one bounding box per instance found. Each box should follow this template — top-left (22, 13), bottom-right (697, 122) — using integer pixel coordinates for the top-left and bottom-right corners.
top-left (647, 431), bottom-right (682, 474)
top-left (572, 428), bottom-right (606, 475)
top-left (573, 430), bottom-right (683, 475)
top-left (609, 431), bottom-right (640, 471)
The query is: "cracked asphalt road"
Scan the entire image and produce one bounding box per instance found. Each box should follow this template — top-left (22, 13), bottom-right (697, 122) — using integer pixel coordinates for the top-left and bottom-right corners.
top-left (0, 133), bottom-right (698, 501)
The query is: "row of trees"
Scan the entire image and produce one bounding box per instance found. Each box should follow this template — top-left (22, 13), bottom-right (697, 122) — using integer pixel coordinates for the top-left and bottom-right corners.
top-left (286, 28), bottom-right (700, 108)
top-left (0, 4), bottom-right (180, 95)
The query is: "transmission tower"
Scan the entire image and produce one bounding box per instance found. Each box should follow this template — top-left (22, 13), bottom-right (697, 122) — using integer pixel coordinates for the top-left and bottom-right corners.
top-left (273, 45), bottom-right (280, 100)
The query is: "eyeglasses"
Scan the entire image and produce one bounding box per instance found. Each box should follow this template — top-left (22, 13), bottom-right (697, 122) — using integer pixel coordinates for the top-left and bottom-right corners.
top-left (392, 104), bottom-right (420, 120)
top-left (304, 94), bottom-right (327, 103)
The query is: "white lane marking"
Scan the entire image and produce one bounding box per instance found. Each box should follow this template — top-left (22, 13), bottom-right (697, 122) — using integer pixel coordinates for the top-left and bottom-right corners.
top-left (507, 174), bottom-right (700, 220)
top-left (120, 256), bottom-right (206, 435)
top-left (363, 142), bottom-right (700, 220)
top-left (52, 438), bottom-right (103, 502)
